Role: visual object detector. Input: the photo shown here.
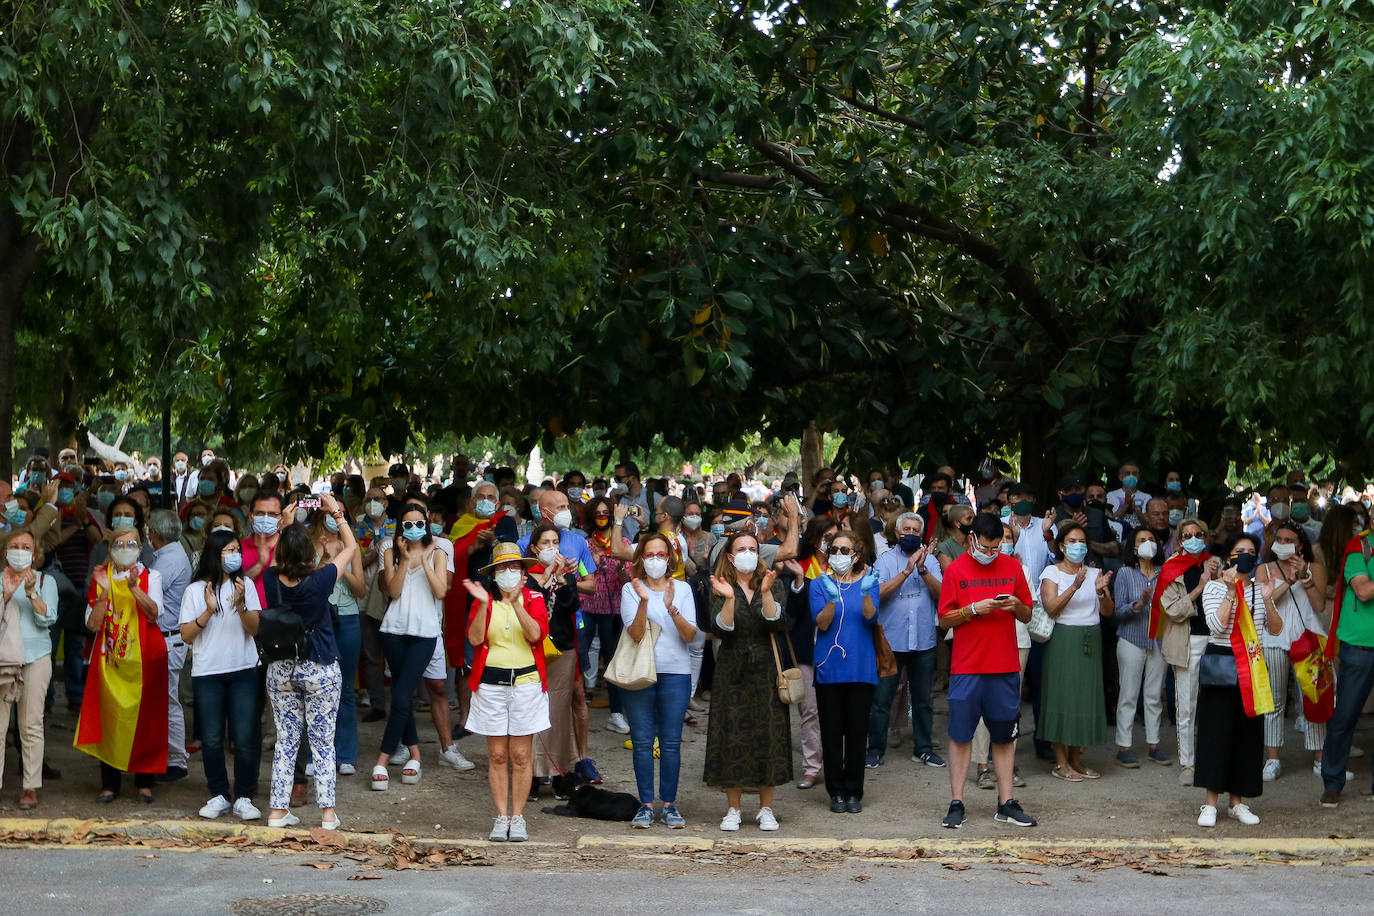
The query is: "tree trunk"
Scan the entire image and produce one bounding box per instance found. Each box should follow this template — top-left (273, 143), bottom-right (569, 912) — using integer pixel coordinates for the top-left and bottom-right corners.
top-left (1019, 406), bottom-right (1057, 505)
top-left (0, 283), bottom-right (15, 482)
top-left (801, 422), bottom-right (824, 491)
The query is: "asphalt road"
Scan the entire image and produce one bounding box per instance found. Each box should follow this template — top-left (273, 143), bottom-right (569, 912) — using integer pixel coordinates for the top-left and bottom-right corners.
top-left (2, 846), bottom-right (1371, 915)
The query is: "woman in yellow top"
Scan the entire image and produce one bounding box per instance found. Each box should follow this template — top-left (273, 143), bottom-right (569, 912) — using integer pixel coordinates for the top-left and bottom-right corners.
top-left (463, 543), bottom-right (551, 843)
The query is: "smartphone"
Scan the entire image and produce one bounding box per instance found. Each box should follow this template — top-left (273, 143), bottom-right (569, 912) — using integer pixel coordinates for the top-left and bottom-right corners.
top-left (299, 496), bottom-right (321, 510)
top-left (994, 593), bottom-right (1012, 601)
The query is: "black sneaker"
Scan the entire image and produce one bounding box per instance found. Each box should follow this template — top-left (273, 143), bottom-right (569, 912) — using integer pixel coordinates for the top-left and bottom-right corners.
top-left (995, 797), bottom-right (1037, 827)
top-left (864, 750), bottom-right (882, 769)
top-left (942, 800), bottom-right (966, 829)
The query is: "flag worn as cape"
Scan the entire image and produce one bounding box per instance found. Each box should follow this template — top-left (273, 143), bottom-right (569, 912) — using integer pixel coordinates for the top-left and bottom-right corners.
top-left (443, 510), bottom-right (508, 660)
top-left (1149, 550), bottom-right (1209, 640)
top-left (75, 565), bottom-right (169, 773)
top-left (1230, 579), bottom-right (1275, 718)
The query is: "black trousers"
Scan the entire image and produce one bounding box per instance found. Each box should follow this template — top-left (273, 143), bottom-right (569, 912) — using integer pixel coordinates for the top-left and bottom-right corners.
top-left (1195, 681), bottom-right (1264, 799)
top-left (100, 762), bottom-right (154, 794)
top-left (816, 681), bottom-right (875, 800)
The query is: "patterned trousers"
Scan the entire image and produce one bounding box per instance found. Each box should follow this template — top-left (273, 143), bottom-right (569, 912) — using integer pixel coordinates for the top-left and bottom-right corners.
top-left (266, 659), bottom-right (342, 809)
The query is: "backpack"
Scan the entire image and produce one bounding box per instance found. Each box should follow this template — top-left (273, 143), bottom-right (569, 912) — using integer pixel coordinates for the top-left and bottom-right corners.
top-left (254, 570), bottom-right (311, 663)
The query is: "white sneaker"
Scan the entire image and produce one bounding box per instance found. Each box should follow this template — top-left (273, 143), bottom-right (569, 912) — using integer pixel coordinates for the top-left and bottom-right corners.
top-left (440, 744), bottom-right (476, 770)
top-left (489, 815), bottom-right (510, 841)
top-left (1197, 804), bottom-right (1217, 828)
top-left (198, 795), bottom-right (231, 819)
top-left (304, 762), bottom-right (315, 777)
top-left (389, 746), bottom-right (411, 766)
top-left (719, 807), bottom-right (741, 831)
top-left (508, 814), bottom-right (528, 842)
top-left (1228, 803), bottom-right (1260, 825)
top-left (267, 812), bottom-right (299, 828)
top-left (233, 798), bottom-right (261, 821)
top-left (338, 763), bottom-right (356, 776)
top-left (1313, 762), bottom-right (1356, 780)
top-left (605, 713), bottom-right (630, 734)
top-left (1262, 759), bottom-right (1280, 781)
top-left (755, 807), bottom-right (779, 831)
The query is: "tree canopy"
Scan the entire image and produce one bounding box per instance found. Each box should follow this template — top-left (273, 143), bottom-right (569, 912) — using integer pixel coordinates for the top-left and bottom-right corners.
top-left (6, 0), bottom-right (1374, 494)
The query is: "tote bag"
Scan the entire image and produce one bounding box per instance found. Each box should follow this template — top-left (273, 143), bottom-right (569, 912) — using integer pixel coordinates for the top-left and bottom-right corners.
top-left (605, 621), bottom-right (660, 691)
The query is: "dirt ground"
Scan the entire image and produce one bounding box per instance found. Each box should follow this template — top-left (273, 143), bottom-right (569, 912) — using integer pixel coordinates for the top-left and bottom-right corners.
top-left (10, 688), bottom-right (1374, 845)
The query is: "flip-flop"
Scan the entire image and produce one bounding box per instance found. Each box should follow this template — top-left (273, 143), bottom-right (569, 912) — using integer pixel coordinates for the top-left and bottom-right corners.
top-left (1051, 765), bottom-right (1084, 782)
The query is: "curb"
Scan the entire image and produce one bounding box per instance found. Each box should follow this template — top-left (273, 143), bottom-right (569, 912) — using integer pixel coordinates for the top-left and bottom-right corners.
top-left (3, 818), bottom-right (1373, 863)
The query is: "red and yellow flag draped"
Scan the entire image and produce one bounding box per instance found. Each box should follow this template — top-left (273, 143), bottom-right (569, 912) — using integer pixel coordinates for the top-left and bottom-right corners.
top-left (74, 566), bottom-right (169, 773)
top-left (442, 510), bottom-right (508, 661)
top-left (1230, 580), bottom-right (1275, 719)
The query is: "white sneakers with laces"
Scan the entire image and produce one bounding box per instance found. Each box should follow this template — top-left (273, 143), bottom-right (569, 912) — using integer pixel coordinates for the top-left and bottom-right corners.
top-left (755, 807), bottom-right (779, 831)
top-left (719, 807), bottom-right (742, 831)
top-left (233, 797), bottom-right (261, 821)
top-left (605, 713), bottom-right (630, 734)
top-left (440, 744), bottom-right (476, 770)
top-left (1197, 804), bottom-right (1217, 828)
top-left (1228, 804), bottom-right (1260, 825)
top-left (199, 795), bottom-right (231, 819)
top-left (1261, 759), bottom-right (1280, 781)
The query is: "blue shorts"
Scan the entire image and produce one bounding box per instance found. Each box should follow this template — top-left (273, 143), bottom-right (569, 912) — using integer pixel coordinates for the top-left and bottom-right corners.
top-left (948, 672), bottom-right (1021, 745)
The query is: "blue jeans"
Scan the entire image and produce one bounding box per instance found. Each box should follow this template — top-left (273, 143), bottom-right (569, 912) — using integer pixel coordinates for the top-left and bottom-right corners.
top-left (586, 614), bottom-right (624, 714)
top-left (380, 633), bottom-right (436, 755)
top-left (1322, 641), bottom-right (1374, 792)
top-left (867, 648), bottom-right (935, 757)
top-left (620, 672), bottom-right (690, 805)
top-left (192, 667), bottom-right (261, 801)
top-left (334, 615), bottom-right (361, 765)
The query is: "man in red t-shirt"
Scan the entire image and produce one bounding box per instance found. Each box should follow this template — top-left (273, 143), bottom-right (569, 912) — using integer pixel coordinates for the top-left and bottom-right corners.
top-left (936, 513), bottom-right (1035, 829)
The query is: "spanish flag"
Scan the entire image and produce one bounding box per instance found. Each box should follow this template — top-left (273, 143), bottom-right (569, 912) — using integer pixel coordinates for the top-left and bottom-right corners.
top-left (1230, 580), bottom-right (1275, 719)
top-left (74, 566), bottom-right (169, 773)
top-left (1148, 550), bottom-right (1208, 640)
top-left (443, 510), bottom-right (508, 661)
top-left (803, 554), bottom-right (829, 580)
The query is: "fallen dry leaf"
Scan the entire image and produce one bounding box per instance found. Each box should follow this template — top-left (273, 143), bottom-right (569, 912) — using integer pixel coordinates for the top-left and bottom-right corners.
top-left (1018, 879), bottom-right (1050, 887)
top-left (301, 862), bottom-right (335, 870)
top-left (852, 875), bottom-right (871, 883)
top-left (943, 863), bottom-right (971, 871)
top-left (348, 873), bottom-right (383, 881)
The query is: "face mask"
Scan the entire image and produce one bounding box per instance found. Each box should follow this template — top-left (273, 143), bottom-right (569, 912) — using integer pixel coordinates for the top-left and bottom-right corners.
top-left (1122, 475), bottom-right (1139, 489)
top-left (475, 499), bottom-right (496, 518)
top-left (1086, 499), bottom-right (1107, 511)
top-left (828, 554), bottom-right (853, 574)
top-left (429, 522), bottom-right (444, 537)
top-left (553, 509), bottom-right (573, 530)
top-left (325, 515), bottom-right (341, 533)
top-left (898, 534), bottom-right (922, 554)
top-left (1133, 540), bottom-right (1157, 560)
top-left (568, 487), bottom-right (584, 501)
top-left (391, 477), bottom-right (408, 493)
top-left (401, 523), bottom-right (427, 542)
top-left (683, 514), bottom-right (702, 530)
top-left (202, 455), bottom-right (214, 466)
top-left (174, 460), bottom-right (187, 473)
top-left (530, 503), bottom-right (543, 521)
top-left (1064, 542), bottom-right (1089, 563)
top-left (221, 553), bottom-right (243, 573)
top-left (831, 492), bottom-right (848, 509)
top-left (643, 556), bottom-right (669, 579)
top-left (1182, 536), bottom-right (1206, 555)
top-left (366, 500), bottom-right (385, 519)
top-left (1168, 509), bottom-right (1184, 527)
top-left (96, 491), bottom-right (116, 509)
top-left (971, 544), bottom-right (996, 565)
top-left (6, 508), bottom-right (26, 526)
top-left (1271, 503), bottom-right (1290, 520)
top-left (731, 549), bottom-right (759, 574)
top-left (56, 488), bottom-right (75, 507)
top-left (1231, 553), bottom-right (1258, 575)
top-left (494, 568), bottom-right (523, 592)
top-left (147, 466), bottom-right (161, 479)
top-left (253, 515), bottom-right (279, 536)
top-left (1062, 492), bottom-right (1084, 510)
top-left (538, 547), bottom-right (559, 567)
top-left (114, 469), bottom-right (129, 482)
top-left (870, 480), bottom-right (885, 492)
top-left (930, 491), bottom-right (950, 507)
top-left (110, 546), bottom-right (140, 568)
top-left (1269, 542), bottom-right (1297, 561)
top-left (818, 540), bottom-right (831, 556)
top-left (1000, 506), bottom-right (1012, 520)
top-left (1012, 499), bottom-right (1034, 517)
top-left (957, 523), bottom-right (973, 536)
top-left (212, 524), bottom-right (234, 535)
top-left (6, 549), bottom-right (33, 571)
top-left (1166, 480), bottom-right (1182, 492)
top-left (238, 487), bottom-right (257, 504)
top-left (197, 479), bottom-right (217, 498)
top-left (710, 523), bottom-right (725, 537)
top-left (111, 515), bottom-right (136, 530)
top-left (294, 508), bottom-right (309, 524)
top-left (1287, 501), bottom-right (1309, 521)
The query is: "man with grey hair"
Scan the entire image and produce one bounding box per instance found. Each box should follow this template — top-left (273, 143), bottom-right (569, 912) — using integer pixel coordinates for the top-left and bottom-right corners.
top-left (868, 510), bottom-right (944, 768)
top-left (148, 507), bottom-right (194, 781)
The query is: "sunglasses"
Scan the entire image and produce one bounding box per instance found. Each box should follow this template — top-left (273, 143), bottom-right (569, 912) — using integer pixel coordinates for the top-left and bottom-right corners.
top-left (831, 546), bottom-right (855, 556)
top-left (400, 520), bottom-right (427, 532)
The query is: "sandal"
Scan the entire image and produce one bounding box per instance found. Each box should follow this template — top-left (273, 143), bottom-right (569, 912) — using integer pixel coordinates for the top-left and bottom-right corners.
top-left (1051, 765), bottom-right (1084, 782)
top-left (19, 789), bottom-right (37, 810)
top-left (1071, 764), bottom-right (1101, 779)
top-left (400, 759), bottom-right (421, 785)
top-left (371, 765), bottom-right (389, 791)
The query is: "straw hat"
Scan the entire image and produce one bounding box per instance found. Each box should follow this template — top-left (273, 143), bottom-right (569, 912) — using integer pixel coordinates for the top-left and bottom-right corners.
top-left (478, 541), bottom-right (538, 575)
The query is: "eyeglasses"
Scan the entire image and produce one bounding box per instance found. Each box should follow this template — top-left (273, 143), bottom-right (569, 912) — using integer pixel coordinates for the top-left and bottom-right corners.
top-left (252, 511), bottom-right (281, 519)
top-left (831, 546), bottom-right (855, 556)
top-left (400, 520), bottom-right (427, 532)
top-left (642, 551), bottom-right (669, 560)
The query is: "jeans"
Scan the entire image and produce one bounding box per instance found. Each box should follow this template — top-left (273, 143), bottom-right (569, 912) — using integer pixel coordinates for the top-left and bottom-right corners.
top-left (620, 673), bottom-right (690, 805)
top-left (49, 626), bottom-right (85, 707)
top-left (586, 614), bottom-right (623, 714)
top-left (192, 667), bottom-right (261, 801)
top-left (380, 633), bottom-right (437, 755)
top-left (334, 615), bottom-right (361, 765)
top-left (1322, 641), bottom-right (1374, 792)
top-left (360, 612), bottom-right (386, 708)
top-left (867, 648), bottom-right (934, 757)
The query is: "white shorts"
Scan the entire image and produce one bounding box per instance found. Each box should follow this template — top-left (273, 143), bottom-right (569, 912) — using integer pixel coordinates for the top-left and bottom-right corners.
top-left (465, 681), bottom-right (551, 737)
top-left (423, 637), bottom-right (447, 680)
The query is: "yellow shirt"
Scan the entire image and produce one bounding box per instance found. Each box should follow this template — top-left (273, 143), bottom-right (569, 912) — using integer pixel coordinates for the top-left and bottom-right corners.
top-left (485, 599), bottom-right (539, 686)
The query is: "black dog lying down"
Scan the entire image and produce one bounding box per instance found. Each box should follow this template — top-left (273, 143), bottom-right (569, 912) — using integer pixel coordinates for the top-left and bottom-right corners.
top-left (542, 784), bottom-right (641, 822)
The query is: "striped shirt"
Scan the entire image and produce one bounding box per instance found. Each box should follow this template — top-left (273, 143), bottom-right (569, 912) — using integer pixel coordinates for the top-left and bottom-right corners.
top-left (1201, 579), bottom-right (1269, 648)
top-left (1112, 565), bottom-right (1159, 651)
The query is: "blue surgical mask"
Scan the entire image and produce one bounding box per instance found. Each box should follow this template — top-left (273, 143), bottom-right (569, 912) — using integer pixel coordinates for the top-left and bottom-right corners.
top-left (710, 523), bottom-right (725, 538)
top-left (832, 492), bottom-right (848, 508)
top-left (1122, 475), bottom-right (1139, 489)
top-left (114, 469), bottom-right (129, 482)
top-left (6, 509), bottom-right (26, 526)
top-left (56, 488), bottom-right (75, 507)
top-left (1165, 480), bottom-right (1182, 492)
top-left (111, 516), bottom-right (136, 530)
top-left (189, 516), bottom-right (206, 531)
top-left (531, 503), bottom-right (542, 520)
top-left (1064, 542), bottom-right (1089, 563)
top-left (429, 523), bottom-right (444, 536)
top-left (253, 515), bottom-right (279, 536)
top-left (222, 553), bottom-right (243, 574)
top-left (402, 524), bottom-right (426, 542)
top-left (96, 491), bottom-right (116, 509)
top-left (198, 479), bottom-right (217, 498)
top-left (1182, 536), bottom-right (1206, 555)
top-left (476, 499), bottom-right (496, 518)
top-left (324, 515), bottom-right (340, 533)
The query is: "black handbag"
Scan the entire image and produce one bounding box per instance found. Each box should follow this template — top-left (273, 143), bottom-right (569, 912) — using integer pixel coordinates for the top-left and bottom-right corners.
top-left (1198, 649), bottom-right (1239, 688)
top-left (254, 572), bottom-right (311, 663)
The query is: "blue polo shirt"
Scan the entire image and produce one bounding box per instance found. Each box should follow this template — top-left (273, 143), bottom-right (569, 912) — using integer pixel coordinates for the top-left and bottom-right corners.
top-left (874, 546), bottom-right (943, 653)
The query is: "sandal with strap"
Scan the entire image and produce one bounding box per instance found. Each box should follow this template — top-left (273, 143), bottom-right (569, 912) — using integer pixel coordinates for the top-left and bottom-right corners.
top-left (371, 765), bottom-right (389, 791)
top-left (1051, 764), bottom-right (1084, 782)
top-left (400, 759), bottom-right (421, 785)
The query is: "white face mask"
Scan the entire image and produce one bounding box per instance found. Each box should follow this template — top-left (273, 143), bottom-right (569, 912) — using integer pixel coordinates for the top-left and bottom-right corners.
top-left (494, 568), bottom-right (523, 592)
top-left (553, 509), bottom-right (573, 530)
top-left (366, 500), bottom-right (385, 519)
top-left (1137, 540), bottom-right (1159, 560)
top-left (202, 455), bottom-right (214, 466)
top-left (6, 548), bottom-right (33, 571)
top-left (971, 544), bottom-right (997, 565)
top-left (731, 549), bottom-right (759, 574)
top-left (1272, 542), bottom-right (1298, 561)
top-left (643, 556), bottom-right (669, 579)
top-left (538, 547), bottom-right (559, 567)
top-left (828, 554), bottom-right (853, 575)
top-left (682, 514), bottom-right (702, 530)
top-left (110, 545), bottom-right (140, 569)
top-left (174, 460), bottom-right (188, 473)
top-left (1271, 503), bottom-right (1291, 521)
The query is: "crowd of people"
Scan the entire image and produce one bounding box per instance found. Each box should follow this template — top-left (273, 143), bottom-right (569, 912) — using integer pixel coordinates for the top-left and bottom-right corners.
top-left (2, 449), bottom-right (1373, 838)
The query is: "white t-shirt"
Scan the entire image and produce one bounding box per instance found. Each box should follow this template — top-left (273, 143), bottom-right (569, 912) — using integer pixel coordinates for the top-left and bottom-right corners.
top-left (179, 577), bottom-right (263, 675)
top-left (619, 579), bottom-right (699, 675)
top-left (378, 539), bottom-right (447, 638)
top-left (1039, 565), bottom-right (1103, 627)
